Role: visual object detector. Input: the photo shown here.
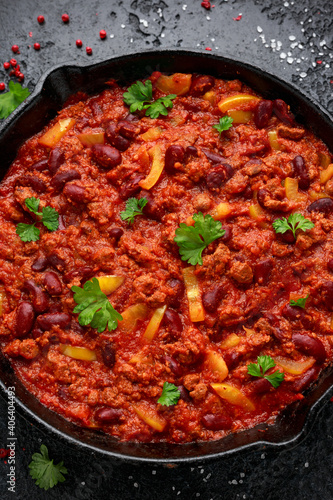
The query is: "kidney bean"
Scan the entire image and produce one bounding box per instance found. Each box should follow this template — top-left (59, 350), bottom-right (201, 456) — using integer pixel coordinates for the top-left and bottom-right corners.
top-left (254, 100), bottom-right (273, 129)
top-left (63, 266), bottom-right (94, 283)
top-left (202, 285), bottom-right (223, 313)
top-left (95, 407), bottom-right (122, 424)
top-left (221, 226), bottom-right (232, 243)
top-left (185, 146), bottom-right (198, 159)
top-left (164, 355), bottom-right (183, 377)
top-left (190, 75), bottom-right (215, 95)
top-left (17, 175), bottom-right (47, 193)
top-left (119, 174), bottom-right (144, 199)
top-left (47, 253), bottom-right (65, 271)
top-left (117, 120), bottom-right (138, 140)
top-left (250, 377), bottom-right (272, 394)
top-left (273, 99), bottom-right (294, 126)
top-left (290, 366), bottom-right (320, 393)
top-left (101, 343), bottom-right (116, 368)
top-left (308, 198), bottom-right (333, 215)
top-left (15, 301), bottom-right (34, 338)
top-left (321, 281), bottom-right (333, 310)
top-left (30, 158), bottom-right (48, 171)
top-left (177, 385), bottom-right (191, 403)
top-left (140, 190), bottom-right (165, 221)
top-left (292, 155), bottom-right (310, 190)
top-left (37, 312), bottom-right (71, 330)
top-left (31, 326), bottom-right (44, 339)
top-left (23, 280), bottom-right (49, 313)
top-left (58, 215), bottom-right (66, 230)
top-left (292, 332), bottom-right (326, 364)
top-left (124, 113), bottom-right (139, 122)
top-left (48, 302), bottom-right (63, 313)
top-left (201, 413), bottom-right (232, 431)
top-left (90, 98), bottom-right (102, 116)
top-left (51, 170), bottom-right (81, 191)
top-left (167, 278), bottom-right (185, 309)
top-left (206, 164), bottom-right (233, 191)
top-left (162, 309), bottom-right (183, 335)
top-left (31, 256), bottom-right (48, 272)
top-left (63, 183), bottom-right (86, 203)
top-left (242, 185), bottom-right (253, 199)
top-left (278, 230), bottom-right (295, 244)
top-left (254, 259), bottom-right (273, 285)
top-left (48, 148), bottom-right (65, 175)
top-left (223, 351), bottom-right (242, 370)
top-left (91, 144), bottom-right (122, 169)
top-left (264, 311), bottom-right (279, 326)
top-left (105, 123), bottom-right (130, 152)
top-left (282, 303), bottom-right (304, 322)
top-left (327, 259), bottom-right (333, 272)
top-left (43, 272), bottom-right (62, 295)
top-left (257, 188), bottom-right (269, 209)
top-left (201, 148), bottom-right (227, 164)
top-left (109, 227), bottom-right (124, 240)
top-left (164, 145), bottom-right (185, 174)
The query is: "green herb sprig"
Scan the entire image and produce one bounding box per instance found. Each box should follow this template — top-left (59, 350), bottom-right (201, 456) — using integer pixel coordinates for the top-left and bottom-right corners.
top-left (123, 80), bottom-right (176, 119)
top-left (16, 197), bottom-right (59, 242)
top-left (213, 116), bottom-right (233, 136)
top-left (247, 355), bottom-right (284, 388)
top-left (0, 81), bottom-right (30, 119)
top-left (28, 444), bottom-right (67, 491)
top-left (272, 213), bottom-right (314, 239)
top-left (174, 212), bottom-right (225, 266)
top-left (120, 197), bottom-right (148, 224)
top-left (158, 382), bottom-right (181, 406)
top-left (290, 294), bottom-right (309, 309)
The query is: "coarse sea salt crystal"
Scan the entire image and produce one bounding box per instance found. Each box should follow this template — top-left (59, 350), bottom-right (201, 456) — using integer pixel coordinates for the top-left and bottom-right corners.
top-left (280, 52), bottom-right (287, 59)
top-left (289, 35), bottom-right (296, 41)
top-left (257, 26), bottom-right (263, 33)
top-left (300, 72), bottom-right (307, 77)
top-left (287, 57), bottom-right (294, 64)
top-left (320, 40), bottom-right (326, 46)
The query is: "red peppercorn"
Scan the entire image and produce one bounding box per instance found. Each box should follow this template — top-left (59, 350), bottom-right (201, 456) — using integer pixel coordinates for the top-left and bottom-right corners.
top-left (18, 73), bottom-right (24, 80)
top-left (37, 15), bottom-right (45, 24)
top-left (99, 29), bottom-right (107, 39)
top-left (62, 13), bottom-right (69, 23)
top-left (0, 83), bottom-right (5, 91)
top-left (10, 59), bottom-right (17, 67)
top-left (11, 45), bottom-right (19, 54)
top-left (76, 39), bottom-right (82, 48)
top-left (14, 68), bottom-right (21, 77)
top-left (3, 62), bottom-right (10, 70)
top-left (86, 46), bottom-right (92, 55)
top-left (34, 42), bottom-right (41, 50)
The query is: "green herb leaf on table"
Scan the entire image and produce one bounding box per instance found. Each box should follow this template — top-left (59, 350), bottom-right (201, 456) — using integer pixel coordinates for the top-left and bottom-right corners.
top-left (247, 355), bottom-right (284, 389)
top-left (213, 116), bottom-right (233, 136)
top-left (15, 197), bottom-right (59, 242)
top-left (290, 294), bottom-right (309, 309)
top-left (174, 212), bottom-right (225, 266)
top-left (0, 81), bottom-right (31, 119)
top-left (123, 80), bottom-right (176, 118)
top-left (28, 444), bottom-right (67, 491)
top-left (120, 197), bottom-right (148, 224)
top-left (272, 213), bottom-right (314, 239)
top-left (72, 277), bottom-right (123, 333)
top-left (158, 382), bottom-right (181, 406)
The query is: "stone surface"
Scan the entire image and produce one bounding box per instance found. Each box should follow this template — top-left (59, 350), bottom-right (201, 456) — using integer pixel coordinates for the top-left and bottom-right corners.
top-left (0, 0), bottom-right (332, 499)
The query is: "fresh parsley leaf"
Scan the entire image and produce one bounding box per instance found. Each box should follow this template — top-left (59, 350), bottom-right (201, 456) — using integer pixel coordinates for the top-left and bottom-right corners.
top-left (28, 444), bottom-right (67, 491)
top-left (272, 213), bottom-right (314, 239)
top-left (290, 294), bottom-right (309, 309)
top-left (174, 212), bottom-right (225, 265)
top-left (71, 277), bottom-right (123, 333)
top-left (120, 197), bottom-right (148, 224)
top-left (16, 197), bottom-right (59, 242)
top-left (0, 81), bottom-right (31, 119)
top-left (158, 382), bottom-right (181, 406)
top-left (123, 80), bottom-right (176, 118)
top-left (213, 116), bottom-right (233, 136)
top-left (16, 223), bottom-right (40, 242)
top-left (247, 355), bottom-right (284, 389)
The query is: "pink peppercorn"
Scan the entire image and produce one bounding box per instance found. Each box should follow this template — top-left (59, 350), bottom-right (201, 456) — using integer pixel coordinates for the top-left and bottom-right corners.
top-left (86, 46), bottom-right (92, 55)
top-left (76, 39), bottom-right (82, 48)
top-left (10, 59), bottom-right (17, 67)
top-left (34, 43), bottom-right (41, 50)
top-left (11, 45), bottom-right (19, 54)
top-left (99, 30), bottom-right (107, 39)
top-left (37, 15), bottom-right (45, 24)
top-left (18, 73), bottom-right (24, 81)
top-left (62, 13), bottom-right (69, 23)
top-left (3, 62), bottom-right (10, 70)
top-left (0, 83), bottom-right (5, 91)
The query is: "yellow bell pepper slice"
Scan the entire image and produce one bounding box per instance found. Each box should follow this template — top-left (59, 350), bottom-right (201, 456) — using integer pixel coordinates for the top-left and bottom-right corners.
top-left (182, 267), bottom-right (205, 322)
top-left (0, 291), bottom-right (5, 316)
top-left (203, 90), bottom-right (216, 105)
top-left (320, 164), bottom-right (333, 184)
top-left (38, 118), bottom-right (76, 148)
top-left (156, 73), bottom-right (192, 96)
top-left (60, 344), bottom-right (97, 361)
top-left (319, 152), bottom-right (331, 168)
top-left (78, 132), bottom-right (105, 147)
top-left (206, 351), bottom-right (229, 381)
top-left (275, 356), bottom-right (315, 375)
top-left (220, 333), bottom-right (240, 349)
top-left (211, 383), bottom-right (255, 411)
top-left (143, 305), bottom-right (167, 342)
top-left (139, 145), bottom-right (164, 190)
top-left (268, 130), bottom-right (281, 150)
top-left (96, 275), bottom-right (124, 295)
top-left (118, 303), bottom-right (148, 332)
top-left (218, 94), bottom-right (260, 113)
top-left (140, 127), bottom-right (163, 142)
top-left (133, 405), bottom-right (166, 432)
top-left (226, 110), bottom-right (253, 124)
top-left (210, 202), bottom-right (232, 220)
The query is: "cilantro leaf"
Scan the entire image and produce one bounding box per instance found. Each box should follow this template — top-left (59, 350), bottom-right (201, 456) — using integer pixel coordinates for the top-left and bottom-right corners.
top-left (272, 213), bottom-right (314, 239)
top-left (174, 212), bottom-right (225, 265)
top-left (158, 382), bottom-right (181, 406)
top-left (120, 197), bottom-right (148, 224)
top-left (213, 116), bottom-right (233, 136)
top-left (290, 294), bottom-right (309, 309)
top-left (123, 80), bottom-right (176, 118)
top-left (28, 444), bottom-right (67, 491)
top-left (0, 81), bottom-right (31, 119)
top-left (72, 278), bottom-right (123, 333)
top-left (247, 355), bottom-right (284, 389)
top-left (41, 206), bottom-right (60, 231)
top-left (25, 197), bottom-right (41, 215)
top-left (16, 223), bottom-right (40, 242)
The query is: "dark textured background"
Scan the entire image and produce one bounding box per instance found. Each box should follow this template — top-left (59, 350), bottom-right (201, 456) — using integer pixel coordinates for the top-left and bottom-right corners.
top-left (0, 0), bottom-right (333, 498)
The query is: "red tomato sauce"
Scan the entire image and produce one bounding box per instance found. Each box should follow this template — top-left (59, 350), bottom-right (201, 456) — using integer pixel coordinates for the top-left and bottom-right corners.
top-left (0, 72), bottom-right (332, 443)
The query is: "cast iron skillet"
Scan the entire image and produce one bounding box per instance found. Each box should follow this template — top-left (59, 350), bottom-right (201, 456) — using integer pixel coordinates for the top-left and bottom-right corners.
top-left (0, 49), bottom-right (333, 464)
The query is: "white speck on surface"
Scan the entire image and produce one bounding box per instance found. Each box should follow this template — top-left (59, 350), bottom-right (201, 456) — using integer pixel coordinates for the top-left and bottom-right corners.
top-left (312, 62), bottom-right (316, 67)
top-left (298, 43), bottom-right (304, 49)
top-left (240, 472), bottom-right (245, 477)
top-left (320, 40), bottom-right (326, 46)
top-left (211, 38), bottom-right (215, 41)
top-left (257, 26), bottom-right (263, 33)
top-left (287, 51), bottom-right (292, 56)
top-left (206, 16), bottom-right (211, 20)
top-left (182, 4), bottom-right (187, 10)
top-left (300, 72), bottom-right (307, 77)
top-left (129, 476), bottom-right (133, 479)
top-left (284, 1), bottom-right (289, 6)
top-left (110, 34), bottom-right (114, 38)
top-left (319, 52), bottom-right (324, 56)
top-left (134, 483), bottom-right (139, 488)
top-left (261, 453), bottom-right (266, 459)
top-left (289, 35), bottom-right (296, 41)
top-left (157, 7), bottom-right (163, 17)
top-left (200, 469), bottom-right (205, 474)
top-left (140, 19), bottom-right (148, 27)
top-left (81, 482), bottom-right (85, 485)
top-left (287, 57), bottom-right (294, 64)
top-left (296, 58), bottom-right (301, 63)
top-left (177, 492), bottom-right (181, 496)
top-left (305, 462), bottom-right (309, 468)
top-left (239, 479), bottom-right (243, 484)
top-left (130, 38), bottom-right (133, 42)
top-left (325, 63), bottom-right (330, 68)
top-left (232, 479), bottom-right (238, 485)
top-left (313, 32), bottom-right (316, 37)
top-left (280, 52), bottom-right (287, 59)
top-left (121, 24), bottom-right (125, 28)
top-left (152, 470), bottom-right (156, 475)
top-left (265, 44), bottom-right (269, 48)
top-left (161, 33), bottom-right (165, 38)
top-left (196, 494), bottom-right (200, 498)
